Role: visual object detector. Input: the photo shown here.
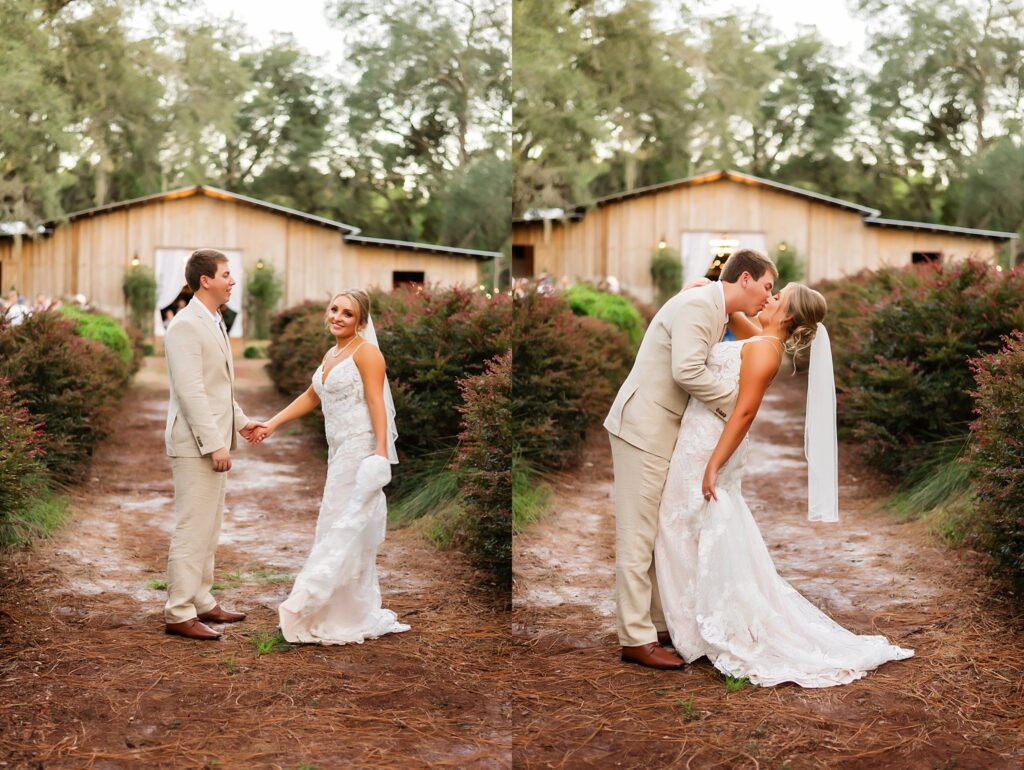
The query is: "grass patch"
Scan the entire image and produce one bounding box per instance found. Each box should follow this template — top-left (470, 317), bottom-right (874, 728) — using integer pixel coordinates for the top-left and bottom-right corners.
top-left (884, 437), bottom-right (980, 546)
top-left (0, 492), bottom-right (71, 550)
top-left (886, 437), bottom-right (973, 521)
top-left (389, 451), bottom-right (461, 524)
top-left (251, 629), bottom-right (292, 656)
top-left (724, 675), bottom-right (751, 692)
top-left (414, 498), bottom-right (468, 549)
top-left (223, 655), bottom-right (238, 675)
top-left (675, 694), bottom-right (695, 721)
top-left (146, 578), bottom-right (168, 590)
top-left (221, 569), bottom-right (293, 585)
top-left (512, 458), bottom-right (551, 534)
top-left (248, 570), bottom-right (293, 583)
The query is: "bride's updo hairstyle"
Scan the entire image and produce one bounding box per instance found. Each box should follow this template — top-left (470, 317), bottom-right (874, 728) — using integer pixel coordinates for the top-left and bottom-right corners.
top-left (782, 283), bottom-right (827, 357)
top-left (326, 289), bottom-right (371, 330)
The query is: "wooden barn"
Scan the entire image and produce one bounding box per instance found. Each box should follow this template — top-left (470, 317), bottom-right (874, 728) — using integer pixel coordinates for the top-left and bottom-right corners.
top-left (0, 185), bottom-right (497, 338)
top-left (512, 169), bottom-right (1018, 300)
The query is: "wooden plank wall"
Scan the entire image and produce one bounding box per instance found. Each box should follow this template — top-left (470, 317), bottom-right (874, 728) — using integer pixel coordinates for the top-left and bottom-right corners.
top-left (511, 179), bottom-right (1003, 300)
top-left (0, 195), bottom-right (481, 324)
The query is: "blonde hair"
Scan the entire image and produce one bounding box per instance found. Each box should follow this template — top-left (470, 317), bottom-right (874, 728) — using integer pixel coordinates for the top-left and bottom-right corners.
top-left (782, 283), bottom-right (827, 357)
top-left (325, 289), bottom-right (371, 328)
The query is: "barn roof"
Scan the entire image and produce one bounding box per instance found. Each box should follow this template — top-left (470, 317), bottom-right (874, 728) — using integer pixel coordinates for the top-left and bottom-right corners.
top-left (3, 185), bottom-right (499, 259)
top-left (863, 216), bottom-right (1017, 239)
top-left (514, 169), bottom-right (1018, 241)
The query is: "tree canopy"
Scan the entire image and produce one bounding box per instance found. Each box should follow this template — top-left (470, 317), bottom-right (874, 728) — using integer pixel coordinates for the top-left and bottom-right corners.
top-left (0, 0), bottom-right (510, 254)
top-left (513, 0), bottom-right (1024, 251)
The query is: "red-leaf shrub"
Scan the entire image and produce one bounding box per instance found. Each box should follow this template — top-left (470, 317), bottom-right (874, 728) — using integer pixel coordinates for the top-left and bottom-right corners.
top-left (818, 260), bottom-right (1024, 476)
top-left (452, 351), bottom-right (512, 586)
top-left (375, 286), bottom-right (512, 456)
top-left (513, 289), bottom-right (634, 471)
top-left (0, 312), bottom-right (130, 482)
top-left (0, 377), bottom-right (49, 546)
top-left (968, 331), bottom-right (1024, 593)
top-left (266, 287), bottom-right (513, 462)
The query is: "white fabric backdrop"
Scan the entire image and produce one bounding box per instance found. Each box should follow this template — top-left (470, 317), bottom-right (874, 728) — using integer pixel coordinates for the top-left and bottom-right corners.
top-left (153, 249), bottom-right (244, 337)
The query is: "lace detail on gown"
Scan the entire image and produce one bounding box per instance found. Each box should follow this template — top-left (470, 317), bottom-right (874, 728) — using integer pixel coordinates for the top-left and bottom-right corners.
top-left (277, 356), bottom-right (410, 644)
top-left (654, 338), bottom-right (912, 687)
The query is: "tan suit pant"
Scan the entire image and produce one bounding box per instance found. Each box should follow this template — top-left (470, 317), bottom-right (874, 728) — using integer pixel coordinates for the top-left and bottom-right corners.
top-left (609, 433), bottom-right (669, 646)
top-left (164, 457), bottom-right (227, 623)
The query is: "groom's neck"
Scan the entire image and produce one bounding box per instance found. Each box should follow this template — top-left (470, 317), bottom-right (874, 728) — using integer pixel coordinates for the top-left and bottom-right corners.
top-left (720, 280), bottom-right (743, 315)
top-left (194, 290), bottom-right (220, 317)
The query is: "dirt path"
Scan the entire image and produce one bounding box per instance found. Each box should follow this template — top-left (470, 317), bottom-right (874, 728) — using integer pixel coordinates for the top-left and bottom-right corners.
top-left (0, 358), bottom-right (510, 769)
top-left (512, 371), bottom-right (1024, 769)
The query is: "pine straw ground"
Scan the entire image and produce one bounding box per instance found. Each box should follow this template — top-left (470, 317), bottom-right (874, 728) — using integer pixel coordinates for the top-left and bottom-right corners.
top-left (512, 372), bottom-right (1024, 769)
top-left (0, 359), bottom-right (511, 769)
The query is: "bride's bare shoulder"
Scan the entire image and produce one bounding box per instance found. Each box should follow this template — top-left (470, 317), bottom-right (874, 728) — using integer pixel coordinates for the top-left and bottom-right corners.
top-left (739, 338), bottom-right (783, 380)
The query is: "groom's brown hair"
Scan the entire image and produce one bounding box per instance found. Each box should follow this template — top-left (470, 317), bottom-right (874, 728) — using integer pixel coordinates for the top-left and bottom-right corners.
top-left (185, 249), bottom-right (228, 292)
top-left (720, 249), bottom-right (777, 283)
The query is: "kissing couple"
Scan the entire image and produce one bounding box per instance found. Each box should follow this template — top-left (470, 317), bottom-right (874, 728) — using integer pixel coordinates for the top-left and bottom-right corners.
top-left (160, 248), bottom-right (410, 645)
top-left (605, 248), bottom-right (913, 687)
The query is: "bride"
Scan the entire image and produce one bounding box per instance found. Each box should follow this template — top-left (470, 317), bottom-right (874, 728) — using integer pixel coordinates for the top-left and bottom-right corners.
top-left (249, 289), bottom-right (409, 644)
top-left (654, 282), bottom-right (913, 687)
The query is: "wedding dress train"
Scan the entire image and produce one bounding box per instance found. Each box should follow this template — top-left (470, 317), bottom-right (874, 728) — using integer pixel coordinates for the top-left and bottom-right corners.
top-left (278, 356), bottom-right (410, 644)
top-left (654, 338), bottom-right (912, 687)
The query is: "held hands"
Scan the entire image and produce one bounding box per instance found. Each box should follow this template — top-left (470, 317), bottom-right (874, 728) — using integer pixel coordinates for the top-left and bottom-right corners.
top-left (247, 423), bottom-right (275, 444)
top-left (701, 463), bottom-right (719, 503)
top-left (240, 421), bottom-right (273, 445)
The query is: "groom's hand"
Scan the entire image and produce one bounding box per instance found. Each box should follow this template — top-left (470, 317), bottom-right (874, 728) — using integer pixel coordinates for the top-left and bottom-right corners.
top-left (211, 447), bottom-right (232, 472)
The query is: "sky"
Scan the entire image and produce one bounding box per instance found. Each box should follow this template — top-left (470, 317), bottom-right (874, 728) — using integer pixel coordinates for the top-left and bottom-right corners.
top-left (187, 0), bottom-right (346, 71)
top-left (190, 0), bottom-right (868, 68)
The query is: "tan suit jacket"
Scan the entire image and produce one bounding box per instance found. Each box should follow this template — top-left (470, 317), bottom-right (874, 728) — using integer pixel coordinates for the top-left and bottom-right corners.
top-left (164, 298), bottom-right (248, 457)
top-left (604, 282), bottom-right (737, 460)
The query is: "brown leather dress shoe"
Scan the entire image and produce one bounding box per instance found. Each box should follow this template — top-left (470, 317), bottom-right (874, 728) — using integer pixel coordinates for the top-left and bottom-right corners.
top-left (621, 642), bottom-right (685, 670)
top-left (197, 605), bottom-right (246, 624)
top-left (165, 618), bottom-right (222, 640)
top-left (657, 630), bottom-right (673, 648)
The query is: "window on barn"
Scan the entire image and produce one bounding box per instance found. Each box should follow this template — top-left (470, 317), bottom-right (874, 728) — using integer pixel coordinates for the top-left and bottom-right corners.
top-left (512, 245), bottom-right (534, 277)
top-left (912, 252), bottom-right (942, 264)
top-left (393, 271), bottom-right (425, 289)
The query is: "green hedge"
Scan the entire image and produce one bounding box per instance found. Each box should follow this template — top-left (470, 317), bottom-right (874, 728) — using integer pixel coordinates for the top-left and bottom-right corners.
top-left (59, 305), bottom-right (137, 369)
top-left (564, 283), bottom-right (645, 347)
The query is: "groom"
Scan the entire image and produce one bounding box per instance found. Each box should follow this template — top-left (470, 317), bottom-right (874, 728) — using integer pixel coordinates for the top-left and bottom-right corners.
top-left (162, 248), bottom-right (263, 640)
top-left (604, 248), bottom-right (778, 669)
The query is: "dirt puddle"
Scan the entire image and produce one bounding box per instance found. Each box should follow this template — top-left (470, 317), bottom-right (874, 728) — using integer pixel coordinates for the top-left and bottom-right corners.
top-left (1, 357), bottom-right (510, 769)
top-left (512, 370), bottom-right (1024, 768)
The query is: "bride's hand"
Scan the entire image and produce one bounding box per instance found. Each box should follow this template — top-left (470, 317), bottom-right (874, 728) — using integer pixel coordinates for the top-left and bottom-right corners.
top-left (701, 464), bottom-right (719, 503)
top-left (251, 424), bottom-right (275, 443)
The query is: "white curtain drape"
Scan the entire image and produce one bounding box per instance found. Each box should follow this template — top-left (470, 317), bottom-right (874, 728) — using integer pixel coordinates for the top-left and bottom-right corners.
top-left (153, 249), bottom-right (244, 337)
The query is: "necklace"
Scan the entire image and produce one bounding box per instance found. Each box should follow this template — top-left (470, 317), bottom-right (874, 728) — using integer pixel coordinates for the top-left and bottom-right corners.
top-left (329, 335), bottom-right (359, 358)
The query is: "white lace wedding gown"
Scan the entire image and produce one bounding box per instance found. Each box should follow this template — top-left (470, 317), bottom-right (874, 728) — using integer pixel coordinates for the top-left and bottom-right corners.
top-left (654, 338), bottom-right (913, 687)
top-left (277, 354), bottom-right (410, 644)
